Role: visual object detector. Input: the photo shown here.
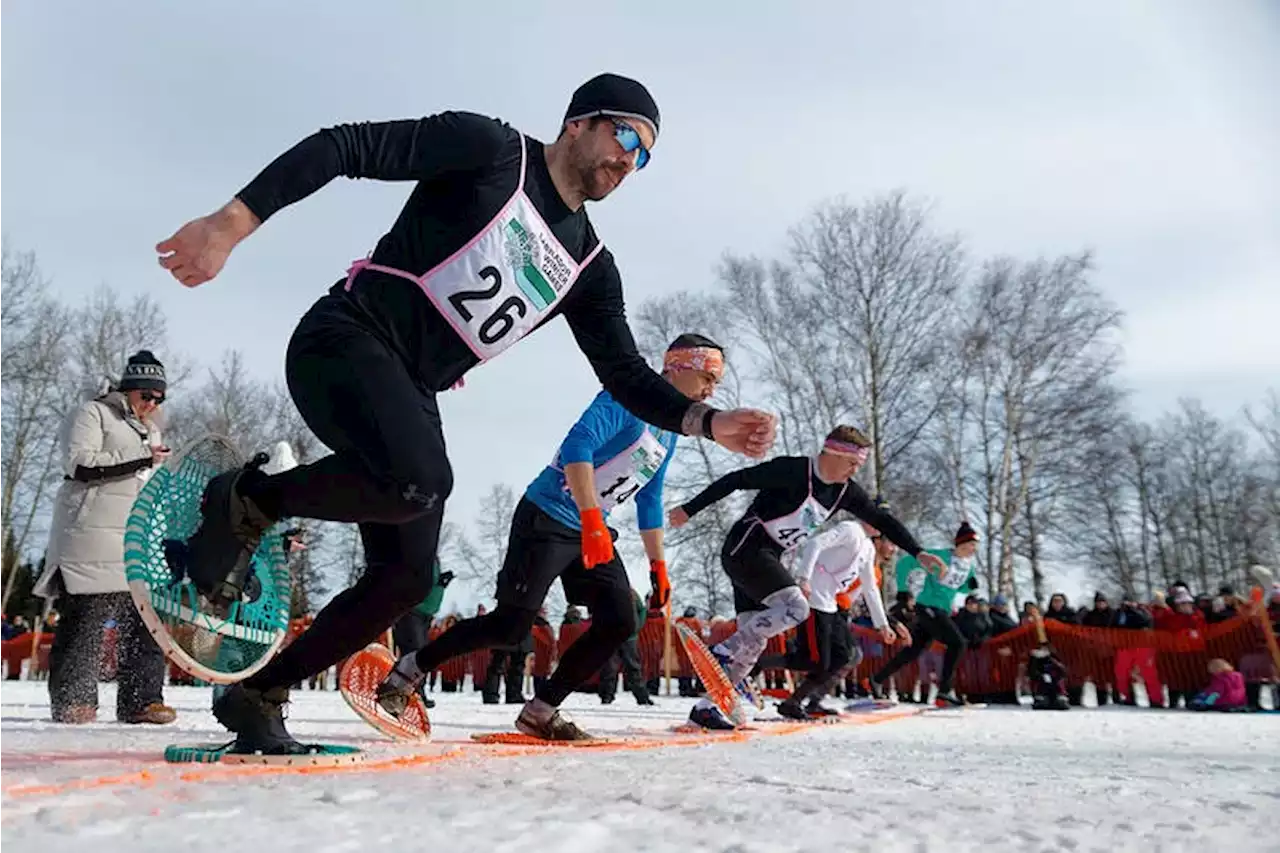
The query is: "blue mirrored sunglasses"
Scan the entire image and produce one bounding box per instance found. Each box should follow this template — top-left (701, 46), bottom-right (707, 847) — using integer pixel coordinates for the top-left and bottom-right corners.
top-left (610, 119), bottom-right (650, 170)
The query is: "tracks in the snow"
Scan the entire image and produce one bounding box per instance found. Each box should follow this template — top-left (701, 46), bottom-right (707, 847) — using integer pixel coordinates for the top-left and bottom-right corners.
top-left (2, 707), bottom-right (922, 805)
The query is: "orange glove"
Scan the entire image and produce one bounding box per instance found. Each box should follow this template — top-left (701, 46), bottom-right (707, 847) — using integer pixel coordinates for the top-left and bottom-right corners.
top-left (649, 560), bottom-right (671, 608)
top-left (579, 507), bottom-right (614, 568)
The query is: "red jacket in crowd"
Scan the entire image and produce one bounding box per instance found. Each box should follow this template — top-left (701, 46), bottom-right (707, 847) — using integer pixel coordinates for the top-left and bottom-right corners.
top-left (1153, 606), bottom-right (1207, 636)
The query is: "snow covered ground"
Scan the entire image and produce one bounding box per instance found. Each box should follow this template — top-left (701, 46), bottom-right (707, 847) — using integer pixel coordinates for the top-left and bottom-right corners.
top-left (2, 680), bottom-right (1277, 853)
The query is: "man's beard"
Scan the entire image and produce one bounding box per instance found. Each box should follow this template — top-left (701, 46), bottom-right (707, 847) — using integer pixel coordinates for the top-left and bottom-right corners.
top-left (575, 153), bottom-right (624, 202)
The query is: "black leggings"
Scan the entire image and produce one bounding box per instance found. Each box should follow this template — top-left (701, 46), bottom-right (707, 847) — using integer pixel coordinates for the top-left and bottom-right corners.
top-left (722, 525), bottom-right (795, 609)
top-left (243, 301), bottom-right (452, 691)
top-left (756, 610), bottom-right (855, 704)
top-left (410, 603), bottom-right (635, 707)
top-left (407, 500), bottom-right (637, 707)
top-left (873, 607), bottom-right (967, 694)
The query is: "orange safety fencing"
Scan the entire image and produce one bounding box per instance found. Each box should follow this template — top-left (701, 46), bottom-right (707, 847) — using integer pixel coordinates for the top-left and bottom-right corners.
top-left (395, 596), bottom-right (1276, 701)
top-left (590, 596), bottom-right (1276, 702)
top-left (12, 595), bottom-right (1274, 703)
top-left (1, 632), bottom-right (54, 679)
top-left (531, 624), bottom-right (556, 678)
top-left (837, 594), bottom-right (1279, 704)
top-left (1, 628), bottom-right (121, 681)
top-left (636, 611), bottom-right (666, 680)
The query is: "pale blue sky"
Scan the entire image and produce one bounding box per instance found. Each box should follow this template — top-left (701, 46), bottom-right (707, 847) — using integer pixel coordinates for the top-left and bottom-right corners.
top-left (4, 1), bottom-right (1277, 603)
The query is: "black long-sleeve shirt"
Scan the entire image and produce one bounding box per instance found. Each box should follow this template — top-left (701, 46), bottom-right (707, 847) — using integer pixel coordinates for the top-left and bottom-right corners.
top-left (680, 455), bottom-right (923, 557)
top-left (235, 110), bottom-right (693, 433)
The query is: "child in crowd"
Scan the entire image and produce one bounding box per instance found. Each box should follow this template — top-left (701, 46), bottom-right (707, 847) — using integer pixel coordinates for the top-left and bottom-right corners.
top-left (1188, 659), bottom-right (1246, 712)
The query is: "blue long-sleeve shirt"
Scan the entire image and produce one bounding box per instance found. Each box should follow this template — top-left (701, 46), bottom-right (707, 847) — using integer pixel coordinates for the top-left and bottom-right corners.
top-left (525, 390), bottom-right (678, 532)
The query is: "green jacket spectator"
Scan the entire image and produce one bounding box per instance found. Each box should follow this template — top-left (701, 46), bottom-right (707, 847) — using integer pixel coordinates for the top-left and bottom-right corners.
top-left (412, 559), bottom-right (451, 618)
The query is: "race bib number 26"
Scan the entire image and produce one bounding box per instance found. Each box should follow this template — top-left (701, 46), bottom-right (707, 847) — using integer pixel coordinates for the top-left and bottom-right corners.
top-left (447, 265), bottom-right (529, 346)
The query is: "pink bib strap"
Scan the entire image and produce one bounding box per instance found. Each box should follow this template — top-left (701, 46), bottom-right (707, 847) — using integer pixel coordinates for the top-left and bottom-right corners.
top-left (343, 257), bottom-right (423, 292)
top-left (578, 240), bottom-right (606, 272)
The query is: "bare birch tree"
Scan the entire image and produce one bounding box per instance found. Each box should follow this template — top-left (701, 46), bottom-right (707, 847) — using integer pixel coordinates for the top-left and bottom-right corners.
top-left (786, 192), bottom-right (965, 497)
top-left (1062, 418), bottom-right (1143, 596)
top-left (59, 286), bottom-right (188, 405)
top-left (447, 483), bottom-right (517, 584)
top-left (937, 253), bottom-right (1123, 602)
top-left (1149, 400), bottom-right (1260, 593)
top-left (167, 349), bottom-right (278, 454)
top-left (1245, 390), bottom-right (1280, 567)
top-left (713, 193), bottom-right (964, 513)
top-left (1, 244), bottom-right (74, 608)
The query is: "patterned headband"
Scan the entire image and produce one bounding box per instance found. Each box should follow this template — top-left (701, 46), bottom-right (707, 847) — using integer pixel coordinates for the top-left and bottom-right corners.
top-left (823, 438), bottom-right (870, 463)
top-left (663, 346), bottom-right (724, 378)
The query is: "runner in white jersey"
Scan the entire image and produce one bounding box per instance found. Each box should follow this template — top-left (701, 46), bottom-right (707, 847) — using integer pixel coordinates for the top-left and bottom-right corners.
top-left (756, 520), bottom-right (911, 719)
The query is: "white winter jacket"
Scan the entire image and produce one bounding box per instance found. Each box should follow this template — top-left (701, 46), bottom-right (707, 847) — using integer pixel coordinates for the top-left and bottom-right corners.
top-left (35, 392), bottom-right (161, 598)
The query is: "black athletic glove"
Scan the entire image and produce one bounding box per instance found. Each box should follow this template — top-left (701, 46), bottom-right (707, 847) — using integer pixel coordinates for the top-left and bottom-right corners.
top-left (438, 570), bottom-right (455, 588)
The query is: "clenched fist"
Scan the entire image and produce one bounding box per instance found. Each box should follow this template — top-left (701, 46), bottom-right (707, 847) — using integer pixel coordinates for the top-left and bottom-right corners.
top-left (711, 408), bottom-right (777, 459)
top-left (156, 199), bottom-right (260, 287)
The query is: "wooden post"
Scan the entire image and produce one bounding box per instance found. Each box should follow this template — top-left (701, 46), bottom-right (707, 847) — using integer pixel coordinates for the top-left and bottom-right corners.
top-left (662, 601), bottom-right (673, 696)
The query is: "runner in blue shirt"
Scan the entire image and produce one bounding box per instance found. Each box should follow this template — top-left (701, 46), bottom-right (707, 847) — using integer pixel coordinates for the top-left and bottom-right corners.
top-left (377, 334), bottom-right (725, 740)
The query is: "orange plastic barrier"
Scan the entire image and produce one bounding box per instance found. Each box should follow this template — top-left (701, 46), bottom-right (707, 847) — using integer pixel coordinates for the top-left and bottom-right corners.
top-left (531, 624), bottom-right (556, 678)
top-left (265, 596), bottom-right (1262, 702)
top-left (1, 632), bottom-right (54, 679)
top-left (465, 648), bottom-right (489, 690)
top-left (636, 613), bottom-right (666, 680)
top-left (436, 654), bottom-right (467, 686)
top-left (840, 597), bottom-right (1277, 705)
top-left (129, 597), bottom-right (1280, 702)
top-left (707, 620), bottom-right (736, 650)
top-left (556, 620), bottom-right (598, 687)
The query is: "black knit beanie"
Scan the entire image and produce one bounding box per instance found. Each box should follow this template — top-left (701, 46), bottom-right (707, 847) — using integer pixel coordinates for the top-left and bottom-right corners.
top-left (118, 350), bottom-right (166, 393)
top-left (954, 521), bottom-right (979, 546)
top-left (564, 73), bottom-right (660, 144)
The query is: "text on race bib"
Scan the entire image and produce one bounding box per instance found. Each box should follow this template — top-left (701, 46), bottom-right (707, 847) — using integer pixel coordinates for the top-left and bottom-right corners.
top-left (447, 266), bottom-right (528, 345)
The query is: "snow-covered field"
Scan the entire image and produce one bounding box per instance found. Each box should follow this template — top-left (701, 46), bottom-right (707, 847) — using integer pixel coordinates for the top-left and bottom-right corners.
top-left (2, 680), bottom-right (1277, 853)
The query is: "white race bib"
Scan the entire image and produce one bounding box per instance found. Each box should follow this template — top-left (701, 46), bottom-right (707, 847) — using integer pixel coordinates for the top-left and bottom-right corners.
top-left (938, 554), bottom-right (975, 590)
top-left (418, 137), bottom-right (602, 362)
top-left (761, 495), bottom-right (830, 552)
top-left (558, 427), bottom-right (669, 513)
top-left (592, 428), bottom-right (669, 512)
top-left (759, 459), bottom-right (846, 552)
